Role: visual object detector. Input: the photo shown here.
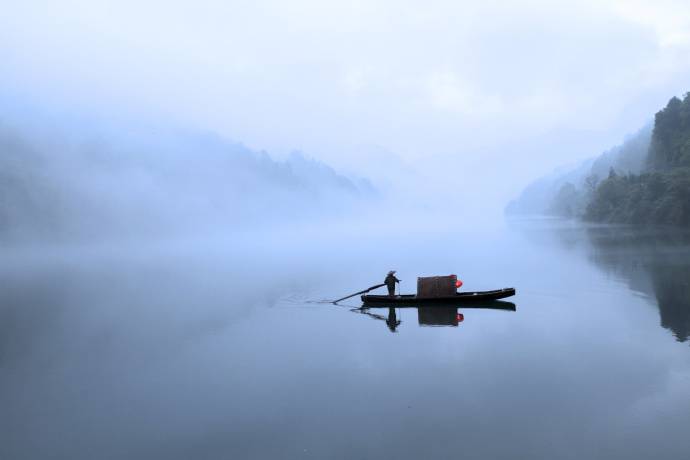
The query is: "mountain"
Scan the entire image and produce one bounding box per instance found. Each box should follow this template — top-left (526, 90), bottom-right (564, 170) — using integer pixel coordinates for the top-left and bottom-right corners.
top-left (504, 158), bottom-right (594, 216)
top-left (508, 92), bottom-right (690, 227)
top-left (506, 124), bottom-right (651, 217)
top-left (585, 94), bottom-right (690, 225)
top-left (0, 121), bottom-right (376, 243)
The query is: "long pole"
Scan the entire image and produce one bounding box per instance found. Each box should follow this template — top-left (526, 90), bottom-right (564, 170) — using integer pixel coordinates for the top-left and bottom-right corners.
top-left (333, 283), bottom-right (386, 304)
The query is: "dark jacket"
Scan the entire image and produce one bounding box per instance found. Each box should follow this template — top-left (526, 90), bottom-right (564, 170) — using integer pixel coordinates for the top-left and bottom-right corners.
top-left (384, 273), bottom-right (400, 289)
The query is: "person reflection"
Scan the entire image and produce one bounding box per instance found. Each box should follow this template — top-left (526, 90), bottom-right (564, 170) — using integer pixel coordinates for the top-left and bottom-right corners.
top-left (386, 307), bottom-right (401, 332)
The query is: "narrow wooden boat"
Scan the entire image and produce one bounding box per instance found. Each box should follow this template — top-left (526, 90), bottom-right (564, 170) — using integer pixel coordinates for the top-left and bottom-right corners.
top-left (360, 299), bottom-right (516, 311)
top-left (361, 288), bottom-right (515, 305)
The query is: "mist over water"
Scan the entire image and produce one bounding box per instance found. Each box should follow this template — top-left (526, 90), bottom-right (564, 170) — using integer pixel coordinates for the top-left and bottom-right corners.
top-left (2, 216), bottom-right (690, 460)
top-left (3, 1), bottom-right (690, 458)
top-left (2, 103), bottom-right (690, 460)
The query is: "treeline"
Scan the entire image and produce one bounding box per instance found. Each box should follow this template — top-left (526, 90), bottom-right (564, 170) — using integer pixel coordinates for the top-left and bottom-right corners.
top-left (506, 124), bottom-right (650, 217)
top-left (585, 93), bottom-right (690, 225)
top-left (0, 122), bottom-right (376, 243)
top-left (508, 92), bottom-right (690, 227)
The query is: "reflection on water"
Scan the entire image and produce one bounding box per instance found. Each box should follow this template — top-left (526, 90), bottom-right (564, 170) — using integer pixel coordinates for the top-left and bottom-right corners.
top-left (584, 227), bottom-right (690, 342)
top-left (3, 222), bottom-right (690, 460)
top-left (353, 302), bottom-right (517, 332)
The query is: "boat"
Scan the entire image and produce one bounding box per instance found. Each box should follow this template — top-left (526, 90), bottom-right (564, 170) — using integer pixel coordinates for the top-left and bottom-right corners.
top-left (361, 287), bottom-right (516, 305)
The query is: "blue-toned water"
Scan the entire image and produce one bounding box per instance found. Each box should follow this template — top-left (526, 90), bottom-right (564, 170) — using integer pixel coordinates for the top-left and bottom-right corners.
top-left (2, 220), bottom-right (689, 459)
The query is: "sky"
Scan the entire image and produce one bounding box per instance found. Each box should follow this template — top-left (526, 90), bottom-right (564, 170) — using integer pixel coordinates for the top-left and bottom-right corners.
top-left (2, 0), bottom-right (690, 208)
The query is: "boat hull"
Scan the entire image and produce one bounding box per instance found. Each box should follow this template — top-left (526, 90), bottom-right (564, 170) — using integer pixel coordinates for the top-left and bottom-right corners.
top-left (361, 288), bottom-right (515, 305)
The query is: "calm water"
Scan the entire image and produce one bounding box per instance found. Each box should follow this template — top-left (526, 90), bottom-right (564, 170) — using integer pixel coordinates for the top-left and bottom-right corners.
top-left (2, 220), bottom-right (690, 459)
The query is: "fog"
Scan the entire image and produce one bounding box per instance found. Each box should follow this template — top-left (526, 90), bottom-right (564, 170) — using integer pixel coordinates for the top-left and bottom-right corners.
top-left (0, 113), bottom-right (384, 244)
top-left (3, 2), bottom-right (690, 459)
top-left (3, 0), bottom-right (690, 219)
top-left (4, 216), bottom-right (690, 459)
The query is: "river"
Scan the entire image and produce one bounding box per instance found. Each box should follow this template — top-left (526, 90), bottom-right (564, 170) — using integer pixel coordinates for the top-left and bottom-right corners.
top-left (2, 219), bottom-right (689, 459)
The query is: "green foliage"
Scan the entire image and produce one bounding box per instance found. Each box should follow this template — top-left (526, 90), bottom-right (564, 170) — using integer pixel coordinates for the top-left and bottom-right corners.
top-left (507, 124), bottom-right (651, 217)
top-left (648, 93), bottom-right (690, 170)
top-left (585, 93), bottom-right (690, 227)
top-left (585, 168), bottom-right (690, 225)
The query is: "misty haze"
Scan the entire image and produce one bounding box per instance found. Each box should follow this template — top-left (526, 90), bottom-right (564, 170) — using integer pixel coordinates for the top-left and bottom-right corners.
top-left (2, 1), bottom-right (690, 460)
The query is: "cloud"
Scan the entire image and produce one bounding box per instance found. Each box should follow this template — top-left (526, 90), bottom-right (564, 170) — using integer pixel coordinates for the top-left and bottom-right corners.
top-left (612, 0), bottom-right (690, 47)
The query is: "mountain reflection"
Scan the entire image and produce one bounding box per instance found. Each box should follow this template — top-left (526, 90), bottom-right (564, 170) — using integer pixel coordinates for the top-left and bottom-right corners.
top-left (585, 227), bottom-right (690, 342)
top-left (353, 301), bottom-right (516, 332)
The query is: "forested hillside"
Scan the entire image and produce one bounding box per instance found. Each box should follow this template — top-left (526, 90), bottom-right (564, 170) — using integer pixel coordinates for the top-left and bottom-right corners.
top-left (509, 92), bottom-right (690, 227)
top-left (0, 122), bottom-right (375, 243)
top-left (506, 125), bottom-right (651, 217)
top-left (586, 93), bottom-right (690, 225)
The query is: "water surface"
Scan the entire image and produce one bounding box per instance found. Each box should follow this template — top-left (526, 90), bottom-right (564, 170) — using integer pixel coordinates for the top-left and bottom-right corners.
top-left (2, 220), bottom-right (690, 459)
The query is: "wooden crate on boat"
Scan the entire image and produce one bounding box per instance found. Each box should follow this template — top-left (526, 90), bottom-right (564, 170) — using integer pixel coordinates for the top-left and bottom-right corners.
top-left (417, 275), bottom-right (457, 298)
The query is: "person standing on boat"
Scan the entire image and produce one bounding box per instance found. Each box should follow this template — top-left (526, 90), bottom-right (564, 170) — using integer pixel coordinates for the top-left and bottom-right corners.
top-left (385, 270), bottom-right (401, 297)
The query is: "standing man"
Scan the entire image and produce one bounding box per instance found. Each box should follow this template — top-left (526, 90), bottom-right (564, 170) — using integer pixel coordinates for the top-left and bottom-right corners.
top-left (385, 270), bottom-right (401, 297)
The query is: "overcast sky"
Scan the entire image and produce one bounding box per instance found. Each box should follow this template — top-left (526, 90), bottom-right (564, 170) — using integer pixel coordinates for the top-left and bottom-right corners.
top-left (2, 0), bottom-right (690, 207)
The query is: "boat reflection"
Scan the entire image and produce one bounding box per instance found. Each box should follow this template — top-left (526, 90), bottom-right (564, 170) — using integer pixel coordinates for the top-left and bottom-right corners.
top-left (353, 300), bottom-right (516, 332)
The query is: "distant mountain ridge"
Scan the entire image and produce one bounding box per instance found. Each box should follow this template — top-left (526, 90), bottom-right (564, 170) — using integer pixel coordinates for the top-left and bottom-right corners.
top-left (506, 124), bottom-right (651, 217)
top-left (508, 92), bottom-right (690, 227)
top-left (0, 121), bottom-right (376, 243)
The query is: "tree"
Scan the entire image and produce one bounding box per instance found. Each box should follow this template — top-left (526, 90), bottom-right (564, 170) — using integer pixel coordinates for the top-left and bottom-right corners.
top-left (584, 173), bottom-right (599, 194)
